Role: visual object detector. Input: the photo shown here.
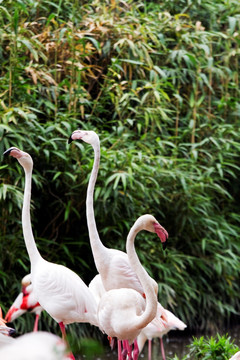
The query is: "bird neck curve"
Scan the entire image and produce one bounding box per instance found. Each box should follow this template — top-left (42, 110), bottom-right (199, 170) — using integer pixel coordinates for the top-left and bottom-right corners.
top-left (86, 139), bottom-right (107, 269)
top-left (22, 165), bottom-right (41, 267)
top-left (126, 223), bottom-right (157, 330)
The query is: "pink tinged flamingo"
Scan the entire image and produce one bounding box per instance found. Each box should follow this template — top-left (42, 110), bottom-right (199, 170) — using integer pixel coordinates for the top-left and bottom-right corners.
top-left (5, 274), bottom-right (43, 332)
top-left (97, 214), bottom-right (167, 360)
top-left (0, 331), bottom-right (68, 359)
top-left (88, 274), bottom-right (106, 305)
top-left (88, 275), bottom-right (117, 349)
top-left (68, 130), bottom-right (168, 298)
top-left (4, 147), bottom-right (99, 360)
top-left (230, 352), bottom-right (240, 360)
top-left (137, 307), bottom-right (187, 360)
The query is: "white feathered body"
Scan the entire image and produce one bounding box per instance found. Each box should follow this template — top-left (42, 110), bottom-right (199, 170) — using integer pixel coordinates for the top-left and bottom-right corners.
top-left (31, 258), bottom-right (98, 326)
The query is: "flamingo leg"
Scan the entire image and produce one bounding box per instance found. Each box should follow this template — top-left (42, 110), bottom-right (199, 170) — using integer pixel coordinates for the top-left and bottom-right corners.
top-left (160, 337), bottom-right (166, 360)
top-left (118, 340), bottom-right (123, 360)
top-left (122, 340), bottom-right (128, 360)
top-left (59, 322), bottom-right (75, 360)
top-left (33, 314), bottom-right (39, 332)
top-left (125, 340), bottom-right (133, 360)
top-left (148, 339), bottom-right (152, 360)
top-left (133, 339), bottom-right (139, 360)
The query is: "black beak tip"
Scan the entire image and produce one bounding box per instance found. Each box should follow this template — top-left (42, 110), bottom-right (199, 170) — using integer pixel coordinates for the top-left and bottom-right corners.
top-left (9, 328), bottom-right (16, 336)
top-left (162, 240), bottom-right (167, 250)
top-left (68, 135), bottom-right (73, 144)
top-left (3, 149), bottom-right (12, 156)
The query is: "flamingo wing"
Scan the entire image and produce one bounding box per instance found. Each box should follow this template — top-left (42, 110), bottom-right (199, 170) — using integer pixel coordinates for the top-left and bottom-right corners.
top-left (32, 261), bottom-right (97, 325)
top-left (5, 293), bottom-right (25, 322)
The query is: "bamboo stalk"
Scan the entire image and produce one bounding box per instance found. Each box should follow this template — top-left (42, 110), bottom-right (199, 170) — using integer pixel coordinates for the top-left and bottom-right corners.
top-left (208, 43), bottom-right (212, 118)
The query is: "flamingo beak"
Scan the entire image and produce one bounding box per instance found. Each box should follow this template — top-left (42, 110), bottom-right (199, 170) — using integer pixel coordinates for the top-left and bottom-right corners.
top-left (154, 223), bottom-right (168, 250)
top-left (68, 129), bottom-right (83, 144)
top-left (0, 325), bottom-right (16, 336)
top-left (3, 148), bottom-right (12, 156)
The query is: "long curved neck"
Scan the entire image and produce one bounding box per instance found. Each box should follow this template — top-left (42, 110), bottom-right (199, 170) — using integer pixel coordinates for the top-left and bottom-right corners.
top-left (22, 165), bottom-right (41, 267)
top-left (126, 225), bottom-right (157, 330)
top-left (86, 139), bottom-right (107, 269)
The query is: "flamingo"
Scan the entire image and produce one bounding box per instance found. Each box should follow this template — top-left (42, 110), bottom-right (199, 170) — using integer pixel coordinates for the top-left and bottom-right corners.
top-left (97, 214), bottom-right (167, 360)
top-left (0, 331), bottom-right (68, 359)
top-left (230, 352), bottom-right (240, 360)
top-left (5, 274), bottom-right (43, 332)
top-left (4, 147), bottom-right (98, 360)
top-left (88, 274), bottom-right (106, 305)
top-left (68, 130), bottom-right (168, 297)
top-left (137, 306), bottom-right (187, 360)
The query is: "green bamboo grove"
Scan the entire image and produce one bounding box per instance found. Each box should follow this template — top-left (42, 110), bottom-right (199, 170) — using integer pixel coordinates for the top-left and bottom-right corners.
top-left (0, 0), bottom-right (240, 340)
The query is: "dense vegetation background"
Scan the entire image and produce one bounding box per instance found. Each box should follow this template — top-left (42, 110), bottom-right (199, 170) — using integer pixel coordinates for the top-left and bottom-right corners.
top-left (0, 0), bottom-right (240, 344)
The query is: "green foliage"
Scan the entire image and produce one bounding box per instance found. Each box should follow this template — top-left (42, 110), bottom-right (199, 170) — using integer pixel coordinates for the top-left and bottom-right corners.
top-left (186, 333), bottom-right (239, 360)
top-left (0, 0), bottom-right (239, 343)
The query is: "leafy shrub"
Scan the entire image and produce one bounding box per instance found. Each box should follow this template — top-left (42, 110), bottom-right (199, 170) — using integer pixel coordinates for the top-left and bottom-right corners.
top-left (0, 0), bottom-right (239, 339)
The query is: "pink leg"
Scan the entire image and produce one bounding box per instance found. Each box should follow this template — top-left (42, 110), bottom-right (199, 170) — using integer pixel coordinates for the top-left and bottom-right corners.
top-left (59, 321), bottom-right (67, 340)
top-left (59, 322), bottom-right (75, 360)
top-left (160, 337), bottom-right (166, 360)
top-left (122, 340), bottom-right (128, 360)
top-left (133, 339), bottom-right (139, 360)
top-left (118, 340), bottom-right (123, 360)
top-left (126, 340), bottom-right (133, 360)
top-left (148, 339), bottom-right (152, 360)
top-left (33, 314), bottom-right (39, 332)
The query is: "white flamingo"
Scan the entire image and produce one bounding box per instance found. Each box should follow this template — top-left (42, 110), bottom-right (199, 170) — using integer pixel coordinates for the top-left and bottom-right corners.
top-left (230, 351), bottom-right (240, 360)
top-left (0, 331), bottom-right (68, 359)
top-left (137, 306), bottom-right (187, 360)
top-left (97, 214), bottom-right (166, 360)
top-left (68, 130), bottom-right (168, 297)
top-left (88, 274), bottom-right (106, 305)
top-left (4, 147), bottom-right (98, 360)
top-left (5, 274), bottom-right (43, 332)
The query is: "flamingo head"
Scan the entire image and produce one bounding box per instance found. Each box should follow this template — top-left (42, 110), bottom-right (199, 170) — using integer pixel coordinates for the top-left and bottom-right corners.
top-left (68, 129), bottom-right (99, 145)
top-left (3, 147), bottom-right (33, 170)
top-left (21, 274), bottom-right (31, 295)
top-left (136, 214), bottom-right (168, 250)
top-left (0, 325), bottom-right (16, 336)
top-left (0, 307), bottom-right (16, 336)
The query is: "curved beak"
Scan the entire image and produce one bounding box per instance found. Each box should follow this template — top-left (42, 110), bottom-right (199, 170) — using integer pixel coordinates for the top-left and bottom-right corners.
top-left (68, 135), bottom-right (73, 144)
top-left (154, 223), bottom-right (168, 250)
top-left (0, 325), bottom-right (16, 336)
top-left (68, 129), bottom-right (83, 144)
top-left (3, 148), bottom-right (13, 156)
top-left (162, 240), bottom-right (167, 250)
